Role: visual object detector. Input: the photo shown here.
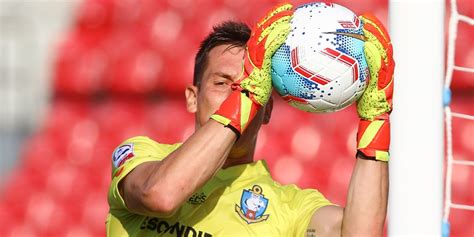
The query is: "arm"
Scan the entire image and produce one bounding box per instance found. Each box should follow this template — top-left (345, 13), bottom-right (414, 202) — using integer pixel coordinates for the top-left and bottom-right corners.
top-left (306, 159), bottom-right (388, 237)
top-left (307, 13), bottom-right (394, 236)
top-left (119, 4), bottom-right (294, 216)
top-left (121, 120), bottom-right (237, 216)
top-left (342, 158), bottom-right (388, 235)
top-left (343, 13), bottom-right (394, 236)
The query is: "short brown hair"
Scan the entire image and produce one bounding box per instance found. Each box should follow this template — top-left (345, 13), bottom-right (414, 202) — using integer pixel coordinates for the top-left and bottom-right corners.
top-left (193, 21), bottom-right (250, 88)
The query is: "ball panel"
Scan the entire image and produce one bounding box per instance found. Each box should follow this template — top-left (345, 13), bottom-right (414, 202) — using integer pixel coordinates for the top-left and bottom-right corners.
top-left (307, 98), bottom-right (338, 113)
top-left (271, 2), bottom-right (368, 113)
top-left (271, 44), bottom-right (292, 96)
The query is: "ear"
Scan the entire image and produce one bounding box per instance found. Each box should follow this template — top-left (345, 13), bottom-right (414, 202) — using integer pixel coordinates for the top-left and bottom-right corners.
top-left (185, 85), bottom-right (198, 113)
top-left (263, 96), bottom-right (273, 124)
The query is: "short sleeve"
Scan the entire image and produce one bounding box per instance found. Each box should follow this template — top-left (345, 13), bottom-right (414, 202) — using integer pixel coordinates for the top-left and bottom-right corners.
top-left (107, 136), bottom-right (180, 212)
top-left (289, 187), bottom-right (334, 236)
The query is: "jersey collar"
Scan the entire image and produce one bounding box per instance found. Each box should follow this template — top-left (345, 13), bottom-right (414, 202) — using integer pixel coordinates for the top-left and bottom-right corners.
top-left (215, 160), bottom-right (270, 181)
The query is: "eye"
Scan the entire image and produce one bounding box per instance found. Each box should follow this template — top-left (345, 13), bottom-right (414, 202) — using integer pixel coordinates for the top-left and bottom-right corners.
top-left (214, 81), bottom-right (228, 86)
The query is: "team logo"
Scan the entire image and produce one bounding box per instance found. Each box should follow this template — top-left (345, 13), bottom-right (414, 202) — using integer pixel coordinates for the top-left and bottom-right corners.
top-left (235, 185), bottom-right (269, 224)
top-left (112, 144), bottom-right (134, 168)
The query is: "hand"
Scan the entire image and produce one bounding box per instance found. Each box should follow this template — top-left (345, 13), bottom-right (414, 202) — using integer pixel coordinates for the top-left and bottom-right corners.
top-left (211, 3), bottom-right (293, 134)
top-left (356, 14), bottom-right (395, 162)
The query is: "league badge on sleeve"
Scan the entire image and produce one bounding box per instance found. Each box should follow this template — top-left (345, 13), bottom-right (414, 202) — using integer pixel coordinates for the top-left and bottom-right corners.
top-left (235, 185), bottom-right (269, 224)
top-left (112, 144), bottom-right (134, 168)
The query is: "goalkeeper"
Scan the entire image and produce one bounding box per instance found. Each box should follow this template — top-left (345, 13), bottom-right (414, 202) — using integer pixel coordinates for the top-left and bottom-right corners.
top-left (106, 2), bottom-right (394, 236)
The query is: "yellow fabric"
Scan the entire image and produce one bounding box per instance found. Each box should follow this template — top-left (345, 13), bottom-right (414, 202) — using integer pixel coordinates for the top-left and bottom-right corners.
top-left (357, 120), bottom-right (384, 149)
top-left (108, 136), bottom-right (182, 211)
top-left (106, 136), bottom-right (333, 237)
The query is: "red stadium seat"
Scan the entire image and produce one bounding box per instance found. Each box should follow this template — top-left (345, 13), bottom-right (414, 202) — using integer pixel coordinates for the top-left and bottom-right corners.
top-left (0, 203), bottom-right (18, 236)
top-left (79, 192), bottom-right (110, 234)
top-left (144, 99), bottom-right (194, 143)
top-left (75, 0), bottom-right (114, 33)
top-left (106, 44), bottom-right (163, 94)
top-left (53, 35), bottom-right (109, 96)
top-left (93, 99), bottom-right (147, 141)
top-left (1, 172), bottom-right (31, 224)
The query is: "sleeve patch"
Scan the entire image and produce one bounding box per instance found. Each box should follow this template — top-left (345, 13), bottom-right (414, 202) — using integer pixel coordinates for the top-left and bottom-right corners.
top-left (113, 144), bottom-right (134, 168)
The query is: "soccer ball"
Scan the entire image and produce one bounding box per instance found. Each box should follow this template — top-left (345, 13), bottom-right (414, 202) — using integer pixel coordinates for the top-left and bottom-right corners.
top-left (271, 2), bottom-right (369, 113)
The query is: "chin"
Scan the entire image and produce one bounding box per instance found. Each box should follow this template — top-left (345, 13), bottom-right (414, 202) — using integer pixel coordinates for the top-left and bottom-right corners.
top-left (229, 145), bottom-right (248, 158)
top-left (229, 130), bottom-right (258, 157)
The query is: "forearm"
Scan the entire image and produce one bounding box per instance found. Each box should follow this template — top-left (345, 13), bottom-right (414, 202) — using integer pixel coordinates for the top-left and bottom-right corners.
top-left (341, 11), bottom-right (392, 236)
top-left (342, 158), bottom-right (388, 236)
top-left (125, 120), bottom-right (237, 214)
top-left (151, 120), bottom-right (236, 196)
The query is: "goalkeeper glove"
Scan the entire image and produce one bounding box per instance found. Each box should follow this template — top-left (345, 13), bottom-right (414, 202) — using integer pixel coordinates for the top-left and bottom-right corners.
top-left (211, 3), bottom-right (293, 135)
top-left (356, 13), bottom-right (395, 162)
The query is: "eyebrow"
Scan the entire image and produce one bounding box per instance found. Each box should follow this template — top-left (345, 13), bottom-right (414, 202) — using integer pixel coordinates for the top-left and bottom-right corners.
top-left (212, 71), bottom-right (235, 81)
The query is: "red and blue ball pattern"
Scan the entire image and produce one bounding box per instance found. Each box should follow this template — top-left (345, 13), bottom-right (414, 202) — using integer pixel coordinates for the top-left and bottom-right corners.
top-left (271, 2), bottom-right (368, 113)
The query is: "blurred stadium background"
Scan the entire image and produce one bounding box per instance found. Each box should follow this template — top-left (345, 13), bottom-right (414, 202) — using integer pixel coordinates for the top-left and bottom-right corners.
top-left (0, 0), bottom-right (472, 236)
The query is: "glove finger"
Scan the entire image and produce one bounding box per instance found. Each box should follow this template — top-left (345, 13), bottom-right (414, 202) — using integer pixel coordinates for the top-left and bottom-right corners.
top-left (362, 28), bottom-right (389, 63)
top-left (247, 3), bottom-right (293, 68)
top-left (363, 25), bottom-right (394, 69)
top-left (248, 14), bottom-right (292, 68)
top-left (381, 75), bottom-right (394, 109)
top-left (360, 14), bottom-right (394, 66)
top-left (360, 14), bottom-right (391, 47)
top-left (249, 10), bottom-right (293, 52)
top-left (364, 41), bottom-right (382, 80)
top-left (261, 15), bottom-right (292, 52)
top-left (256, 3), bottom-right (293, 28)
top-left (257, 10), bottom-right (293, 42)
top-left (377, 57), bottom-right (395, 90)
top-left (365, 39), bottom-right (393, 100)
top-left (360, 15), bottom-right (394, 91)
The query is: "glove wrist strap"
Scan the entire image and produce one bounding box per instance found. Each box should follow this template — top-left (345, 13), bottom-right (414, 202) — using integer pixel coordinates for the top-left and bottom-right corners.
top-left (356, 118), bottom-right (390, 162)
top-left (211, 89), bottom-right (261, 135)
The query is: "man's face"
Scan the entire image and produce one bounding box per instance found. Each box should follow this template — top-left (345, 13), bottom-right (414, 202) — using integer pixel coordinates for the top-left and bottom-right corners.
top-left (186, 44), bottom-right (271, 153)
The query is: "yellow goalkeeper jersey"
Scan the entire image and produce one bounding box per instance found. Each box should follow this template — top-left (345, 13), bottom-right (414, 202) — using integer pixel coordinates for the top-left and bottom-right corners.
top-left (106, 136), bottom-right (333, 237)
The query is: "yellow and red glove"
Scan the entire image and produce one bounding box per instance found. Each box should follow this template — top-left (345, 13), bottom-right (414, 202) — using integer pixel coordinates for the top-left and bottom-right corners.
top-left (356, 13), bottom-right (395, 162)
top-left (211, 3), bottom-right (293, 135)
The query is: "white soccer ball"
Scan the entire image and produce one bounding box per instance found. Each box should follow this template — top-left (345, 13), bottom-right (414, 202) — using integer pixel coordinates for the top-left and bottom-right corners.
top-left (271, 2), bottom-right (369, 113)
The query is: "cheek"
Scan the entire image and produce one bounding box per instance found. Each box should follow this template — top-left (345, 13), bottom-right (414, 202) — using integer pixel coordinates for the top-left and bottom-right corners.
top-left (203, 89), bottom-right (231, 110)
top-left (196, 90), bottom-right (230, 123)
top-left (213, 92), bottom-right (230, 109)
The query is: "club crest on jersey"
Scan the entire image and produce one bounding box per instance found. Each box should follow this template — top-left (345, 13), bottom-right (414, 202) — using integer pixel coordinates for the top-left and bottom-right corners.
top-left (112, 144), bottom-right (134, 168)
top-left (235, 185), bottom-right (269, 224)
